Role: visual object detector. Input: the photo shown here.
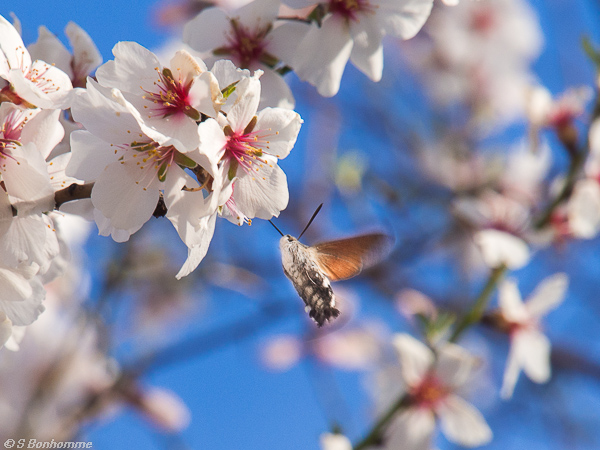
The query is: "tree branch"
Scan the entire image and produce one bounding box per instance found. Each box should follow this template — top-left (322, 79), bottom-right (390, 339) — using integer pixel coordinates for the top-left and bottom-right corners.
top-left (54, 182), bottom-right (95, 210)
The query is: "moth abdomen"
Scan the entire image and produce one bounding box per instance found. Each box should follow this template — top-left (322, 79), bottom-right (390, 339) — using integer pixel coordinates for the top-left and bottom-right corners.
top-left (298, 267), bottom-right (340, 327)
top-left (281, 241), bottom-right (341, 327)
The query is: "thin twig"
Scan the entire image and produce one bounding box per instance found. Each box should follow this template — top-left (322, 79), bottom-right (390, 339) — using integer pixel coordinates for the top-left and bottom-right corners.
top-left (449, 264), bottom-right (507, 343)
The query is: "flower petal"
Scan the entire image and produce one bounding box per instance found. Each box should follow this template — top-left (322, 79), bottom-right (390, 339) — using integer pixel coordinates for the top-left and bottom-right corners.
top-left (0, 268), bottom-right (45, 326)
top-left (176, 213), bottom-right (217, 279)
top-left (233, 163), bottom-right (289, 220)
top-left (183, 7), bottom-right (230, 54)
top-left (28, 25), bottom-right (73, 79)
top-left (0, 14), bottom-right (30, 77)
top-left (498, 278), bottom-right (529, 323)
top-left (474, 229), bottom-right (530, 270)
top-left (515, 328), bottom-right (551, 383)
top-left (255, 107), bottom-right (302, 159)
top-left (293, 15), bottom-right (353, 97)
top-left (0, 311), bottom-right (12, 349)
top-left (435, 342), bottom-right (477, 389)
top-left (67, 130), bottom-right (119, 181)
top-left (377, 0), bottom-right (434, 40)
top-left (256, 67), bottom-right (295, 109)
top-left (392, 333), bottom-right (434, 387)
top-left (91, 161), bottom-right (160, 235)
top-left (525, 273), bottom-right (568, 318)
top-left (385, 408), bottom-right (435, 450)
top-left (20, 108), bottom-right (65, 160)
top-left (319, 433), bottom-right (352, 450)
top-left (96, 41), bottom-right (161, 94)
top-left (227, 74), bottom-right (262, 133)
top-left (65, 21), bottom-right (103, 85)
top-left (349, 16), bottom-right (384, 82)
top-left (437, 394), bottom-right (493, 447)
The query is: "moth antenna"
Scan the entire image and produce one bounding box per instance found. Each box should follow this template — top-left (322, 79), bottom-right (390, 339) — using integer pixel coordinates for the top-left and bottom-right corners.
top-left (298, 203), bottom-right (323, 240)
top-left (268, 220), bottom-right (284, 236)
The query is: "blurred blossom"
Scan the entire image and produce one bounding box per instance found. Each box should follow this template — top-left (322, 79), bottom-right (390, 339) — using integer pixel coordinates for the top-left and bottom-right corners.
top-left (402, 0), bottom-right (543, 131)
top-left (418, 139), bottom-right (501, 193)
top-left (527, 85), bottom-right (593, 133)
top-left (0, 297), bottom-right (118, 441)
top-left (261, 334), bottom-right (303, 371)
top-left (373, 334), bottom-right (492, 449)
top-left (320, 432), bottom-right (352, 450)
top-left (496, 273), bottom-right (568, 399)
top-left (0, 16), bottom-right (73, 109)
top-left (453, 190), bottom-right (531, 270)
top-left (123, 385), bottom-right (191, 433)
top-left (2, 324), bottom-right (25, 352)
top-left (0, 311), bottom-right (11, 349)
top-left (499, 140), bottom-right (551, 207)
top-left (262, 326), bottom-right (386, 371)
top-left (28, 21), bottom-right (102, 88)
top-left (183, 0), bottom-right (307, 108)
top-left (282, 0), bottom-right (434, 97)
top-left (555, 118), bottom-right (600, 240)
top-left (396, 288), bottom-right (438, 321)
top-left (312, 327), bottom-right (384, 370)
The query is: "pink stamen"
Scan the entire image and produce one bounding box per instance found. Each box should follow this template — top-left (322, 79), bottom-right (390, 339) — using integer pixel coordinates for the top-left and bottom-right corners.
top-left (142, 68), bottom-right (196, 118)
top-left (223, 126), bottom-right (276, 177)
top-left (0, 108), bottom-right (29, 160)
top-left (221, 20), bottom-right (270, 68)
top-left (127, 140), bottom-right (181, 186)
top-left (409, 373), bottom-right (449, 409)
top-left (328, 0), bottom-right (376, 22)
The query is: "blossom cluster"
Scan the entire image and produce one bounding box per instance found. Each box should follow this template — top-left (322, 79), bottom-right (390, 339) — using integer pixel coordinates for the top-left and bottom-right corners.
top-left (0, 0), bottom-right (437, 348)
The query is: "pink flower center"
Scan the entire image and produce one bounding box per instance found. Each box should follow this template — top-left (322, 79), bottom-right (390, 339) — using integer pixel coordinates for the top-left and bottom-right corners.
top-left (128, 141), bottom-right (184, 183)
top-left (328, 0), bottom-right (376, 22)
top-left (0, 109), bottom-right (29, 159)
top-left (222, 119), bottom-right (276, 179)
top-left (409, 373), bottom-right (449, 409)
top-left (142, 68), bottom-right (199, 120)
top-left (547, 108), bottom-right (576, 130)
top-left (470, 7), bottom-right (496, 34)
top-left (218, 20), bottom-right (273, 69)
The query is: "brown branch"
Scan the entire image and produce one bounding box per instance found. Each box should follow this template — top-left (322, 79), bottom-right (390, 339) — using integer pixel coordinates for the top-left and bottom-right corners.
top-left (54, 182), bottom-right (95, 210)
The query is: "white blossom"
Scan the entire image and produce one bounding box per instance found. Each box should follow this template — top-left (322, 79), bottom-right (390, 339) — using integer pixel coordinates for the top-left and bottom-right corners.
top-left (183, 0), bottom-right (308, 108)
top-left (28, 21), bottom-right (102, 88)
top-left (286, 0), bottom-right (434, 97)
top-left (0, 14), bottom-right (73, 109)
top-left (379, 334), bottom-right (492, 449)
top-left (498, 274), bottom-right (568, 399)
top-left (96, 42), bottom-right (216, 151)
top-left (197, 71), bottom-right (302, 222)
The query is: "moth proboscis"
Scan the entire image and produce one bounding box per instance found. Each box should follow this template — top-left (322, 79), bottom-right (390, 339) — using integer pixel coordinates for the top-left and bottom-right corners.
top-left (270, 204), bottom-right (394, 327)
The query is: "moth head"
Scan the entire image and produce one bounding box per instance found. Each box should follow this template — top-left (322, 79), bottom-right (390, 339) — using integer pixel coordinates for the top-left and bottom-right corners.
top-left (280, 234), bottom-right (296, 244)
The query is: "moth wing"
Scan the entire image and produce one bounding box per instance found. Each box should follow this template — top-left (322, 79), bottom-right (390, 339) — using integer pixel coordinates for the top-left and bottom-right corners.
top-left (312, 233), bottom-right (394, 281)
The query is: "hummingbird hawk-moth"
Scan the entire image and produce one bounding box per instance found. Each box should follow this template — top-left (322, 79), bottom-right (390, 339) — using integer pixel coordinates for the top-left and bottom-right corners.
top-left (270, 204), bottom-right (393, 327)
